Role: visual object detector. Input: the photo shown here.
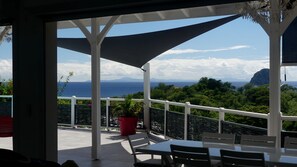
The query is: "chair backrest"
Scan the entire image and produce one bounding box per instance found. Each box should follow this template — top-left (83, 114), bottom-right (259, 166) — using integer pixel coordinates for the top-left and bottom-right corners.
top-left (202, 132), bottom-right (235, 144)
top-left (0, 116), bottom-right (13, 137)
top-left (128, 133), bottom-right (150, 163)
top-left (220, 149), bottom-right (265, 167)
top-left (170, 144), bottom-right (211, 167)
top-left (284, 136), bottom-right (297, 149)
top-left (240, 135), bottom-right (276, 148)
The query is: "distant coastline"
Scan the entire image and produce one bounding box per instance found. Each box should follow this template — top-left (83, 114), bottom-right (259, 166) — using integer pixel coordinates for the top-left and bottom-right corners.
top-left (58, 81), bottom-right (297, 98)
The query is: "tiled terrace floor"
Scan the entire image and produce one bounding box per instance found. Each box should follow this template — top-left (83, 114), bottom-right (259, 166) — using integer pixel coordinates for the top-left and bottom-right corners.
top-left (0, 128), bottom-right (157, 167)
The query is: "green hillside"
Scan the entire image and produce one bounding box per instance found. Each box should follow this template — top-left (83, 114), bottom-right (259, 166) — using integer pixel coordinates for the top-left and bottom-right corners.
top-left (131, 77), bottom-right (297, 131)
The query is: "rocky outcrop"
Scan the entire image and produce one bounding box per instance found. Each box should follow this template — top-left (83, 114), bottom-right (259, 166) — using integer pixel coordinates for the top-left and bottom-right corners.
top-left (250, 68), bottom-right (269, 86)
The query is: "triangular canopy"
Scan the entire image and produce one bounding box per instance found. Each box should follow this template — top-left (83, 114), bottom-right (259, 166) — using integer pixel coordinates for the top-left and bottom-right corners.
top-left (58, 15), bottom-right (239, 68)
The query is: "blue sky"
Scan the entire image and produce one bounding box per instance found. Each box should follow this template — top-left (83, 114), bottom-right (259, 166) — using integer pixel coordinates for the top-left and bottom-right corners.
top-left (1, 16), bottom-right (297, 82)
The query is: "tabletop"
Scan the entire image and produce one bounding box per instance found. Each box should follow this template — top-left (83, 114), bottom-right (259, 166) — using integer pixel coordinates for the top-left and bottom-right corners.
top-left (136, 139), bottom-right (297, 166)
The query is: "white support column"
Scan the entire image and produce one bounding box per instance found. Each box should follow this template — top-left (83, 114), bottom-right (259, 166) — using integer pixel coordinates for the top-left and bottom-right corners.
top-left (73, 16), bottom-right (119, 160)
top-left (143, 63), bottom-right (151, 131)
top-left (91, 18), bottom-right (101, 160)
top-left (268, 0), bottom-right (282, 148)
top-left (249, 0), bottom-right (297, 148)
top-left (91, 16), bottom-right (119, 159)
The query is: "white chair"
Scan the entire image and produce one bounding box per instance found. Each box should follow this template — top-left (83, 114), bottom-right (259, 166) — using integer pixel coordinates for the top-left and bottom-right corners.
top-left (202, 132), bottom-right (235, 144)
top-left (128, 133), bottom-right (163, 167)
top-left (284, 136), bottom-right (297, 149)
top-left (240, 134), bottom-right (276, 148)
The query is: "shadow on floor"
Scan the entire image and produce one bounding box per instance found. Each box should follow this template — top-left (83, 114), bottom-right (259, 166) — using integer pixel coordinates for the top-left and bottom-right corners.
top-left (58, 142), bottom-right (134, 167)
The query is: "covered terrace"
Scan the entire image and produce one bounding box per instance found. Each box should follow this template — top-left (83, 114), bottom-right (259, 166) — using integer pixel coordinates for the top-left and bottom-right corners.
top-left (56, 0), bottom-right (297, 159)
top-left (1, 0), bottom-right (297, 165)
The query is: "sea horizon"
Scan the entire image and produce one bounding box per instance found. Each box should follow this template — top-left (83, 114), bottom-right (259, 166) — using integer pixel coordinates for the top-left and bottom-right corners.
top-left (59, 81), bottom-right (200, 97)
top-left (58, 81), bottom-right (297, 98)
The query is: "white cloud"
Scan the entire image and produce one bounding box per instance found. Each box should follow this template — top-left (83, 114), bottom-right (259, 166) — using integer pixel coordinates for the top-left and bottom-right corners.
top-left (3, 57), bottom-right (297, 82)
top-left (100, 60), bottom-right (143, 80)
top-left (160, 45), bottom-right (250, 57)
top-left (0, 59), bottom-right (12, 80)
top-left (58, 62), bottom-right (91, 82)
top-left (58, 60), bottom-right (143, 82)
top-left (149, 58), bottom-right (270, 81)
top-left (57, 58), bottom-right (271, 82)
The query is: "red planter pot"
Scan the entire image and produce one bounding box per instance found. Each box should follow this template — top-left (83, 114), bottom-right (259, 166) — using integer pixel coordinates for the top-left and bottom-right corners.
top-left (119, 117), bottom-right (138, 136)
top-left (0, 116), bottom-right (13, 137)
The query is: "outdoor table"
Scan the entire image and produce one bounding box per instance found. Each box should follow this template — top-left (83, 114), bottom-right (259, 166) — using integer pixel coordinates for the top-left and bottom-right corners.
top-left (135, 139), bottom-right (297, 167)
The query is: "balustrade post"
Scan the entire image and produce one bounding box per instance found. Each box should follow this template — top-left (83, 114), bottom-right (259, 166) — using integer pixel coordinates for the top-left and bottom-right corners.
top-left (106, 97), bottom-right (110, 130)
top-left (280, 112), bottom-right (283, 134)
top-left (148, 99), bottom-right (152, 108)
top-left (71, 96), bottom-right (77, 128)
top-left (11, 96), bottom-right (13, 117)
top-left (219, 107), bottom-right (225, 134)
top-left (143, 63), bottom-right (151, 131)
top-left (164, 100), bottom-right (169, 139)
top-left (267, 113), bottom-right (271, 136)
top-left (184, 102), bottom-right (191, 140)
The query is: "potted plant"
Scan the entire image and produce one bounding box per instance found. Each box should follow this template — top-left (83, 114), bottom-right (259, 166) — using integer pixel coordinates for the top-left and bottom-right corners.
top-left (112, 95), bottom-right (142, 136)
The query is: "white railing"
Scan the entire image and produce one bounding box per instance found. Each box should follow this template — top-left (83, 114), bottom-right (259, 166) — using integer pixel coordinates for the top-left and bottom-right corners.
top-left (150, 98), bottom-right (297, 140)
top-left (1, 95), bottom-right (297, 137)
top-left (57, 96), bottom-right (143, 129)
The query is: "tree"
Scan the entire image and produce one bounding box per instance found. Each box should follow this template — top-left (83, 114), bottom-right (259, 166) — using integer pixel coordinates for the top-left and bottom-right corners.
top-left (241, 0), bottom-right (297, 24)
top-left (57, 72), bottom-right (74, 96)
top-left (0, 79), bottom-right (13, 95)
top-left (0, 26), bottom-right (12, 44)
top-left (128, 77), bottom-right (297, 130)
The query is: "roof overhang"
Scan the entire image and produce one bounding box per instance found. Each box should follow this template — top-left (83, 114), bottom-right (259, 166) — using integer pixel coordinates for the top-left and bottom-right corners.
top-left (58, 2), bottom-right (246, 28)
top-left (24, 0), bottom-right (252, 22)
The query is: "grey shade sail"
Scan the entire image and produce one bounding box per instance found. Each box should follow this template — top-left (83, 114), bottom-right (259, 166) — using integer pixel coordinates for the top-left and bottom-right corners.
top-left (58, 15), bottom-right (239, 68)
top-left (283, 17), bottom-right (297, 65)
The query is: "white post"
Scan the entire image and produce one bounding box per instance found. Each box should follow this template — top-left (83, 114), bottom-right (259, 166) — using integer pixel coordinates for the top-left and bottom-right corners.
top-left (219, 107), bottom-right (225, 134)
top-left (91, 18), bottom-right (101, 160)
top-left (106, 97), bottom-right (110, 130)
top-left (280, 112), bottom-right (283, 133)
top-left (164, 100), bottom-right (169, 139)
top-left (143, 63), bottom-right (151, 131)
top-left (184, 102), bottom-right (191, 140)
top-left (267, 113), bottom-right (271, 136)
top-left (71, 96), bottom-right (77, 127)
top-left (268, 0), bottom-right (282, 148)
top-left (11, 96), bottom-right (13, 117)
top-left (72, 16), bottom-right (119, 160)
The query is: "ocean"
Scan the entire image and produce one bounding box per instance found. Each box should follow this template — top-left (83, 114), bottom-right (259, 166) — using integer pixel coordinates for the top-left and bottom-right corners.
top-left (58, 81), bottom-right (297, 97)
top-left (58, 82), bottom-right (197, 97)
